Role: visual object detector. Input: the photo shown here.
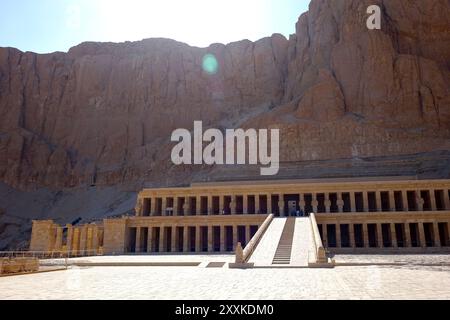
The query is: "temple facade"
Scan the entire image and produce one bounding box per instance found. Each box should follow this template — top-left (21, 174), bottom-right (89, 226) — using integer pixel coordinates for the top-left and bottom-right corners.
top-left (30, 176), bottom-right (450, 256)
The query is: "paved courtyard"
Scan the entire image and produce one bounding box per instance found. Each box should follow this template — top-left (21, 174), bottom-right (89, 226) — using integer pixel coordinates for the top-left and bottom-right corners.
top-left (1, 263), bottom-right (450, 299)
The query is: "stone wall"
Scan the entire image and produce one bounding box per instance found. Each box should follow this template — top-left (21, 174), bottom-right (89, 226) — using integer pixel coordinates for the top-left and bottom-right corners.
top-left (103, 218), bottom-right (127, 255)
top-left (0, 257), bottom-right (39, 275)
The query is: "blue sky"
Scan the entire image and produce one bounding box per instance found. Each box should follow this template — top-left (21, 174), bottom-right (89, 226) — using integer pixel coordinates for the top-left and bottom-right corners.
top-left (0, 0), bottom-right (310, 53)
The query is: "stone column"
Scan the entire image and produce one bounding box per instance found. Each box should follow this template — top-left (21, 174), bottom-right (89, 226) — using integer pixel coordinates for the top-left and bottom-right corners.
top-left (150, 197), bottom-right (156, 216)
top-left (349, 224), bottom-right (355, 248)
top-left (375, 191), bottom-right (382, 212)
top-left (183, 197), bottom-right (190, 216)
top-left (363, 192), bottom-right (369, 212)
top-left (245, 225), bottom-right (251, 246)
top-left (255, 195), bottom-right (260, 214)
top-left (196, 196), bottom-right (202, 215)
top-left (312, 193), bottom-right (318, 213)
top-left (433, 222), bottom-right (441, 247)
top-left (389, 190), bottom-right (396, 211)
top-left (208, 195), bottom-right (213, 215)
top-left (208, 225), bottom-right (213, 252)
top-left (66, 224), bottom-right (73, 254)
top-left (377, 223), bottom-right (383, 248)
top-left (243, 195), bottom-right (248, 214)
top-left (324, 193), bottom-right (331, 213)
top-left (91, 225), bottom-right (99, 255)
top-left (219, 196), bottom-right (224, 215)
top-left (299, 194), bottom-right (306, 213)
top-left (322, 224), bottom-right (328, 247)
top-left (267, 195), bottom-right (273, 214)
top-left (416, 191), bottom-right (424, 211)
top-left (147, 227), bottom-right (154, 252)
top-left (195, 225), bottom-right (201, 252)
top-left (390, 223), bottom-right (398, 248)
top-left (220, 225), bottom-right (226, 252)
top-left (337, 193), bottom-right (344, 213)
top-left (232, 225), bottom-right (238, 249)
top-left (419, 222), bottom-right (427, 248)
top-left (444, 190), bottom-right (450, 210)
top-left (173, 198), bottom-right (179, 216)
top-left (171, 226), bottom-right (177, 252)
top-left (135, 227), bottom-right (142, 253)
top-left (72, 228), bottom-right (80, 255)
top-left (183, 226), bottom-right (189, 252)
top-left (335, 224), bottom-right (341, 248)
top-left (363, 224), bottom-right (369, 248)
top-left (54, 227), bottom-right (63, 251)
top-left (162, 197), bottom-right (167, 216)
top-left (278, 198), bottom-right (285, 217)
top-left (350, 192), bottom-right (356, 212)
top-left (230, 196), bottom-right (236, 215)
top-left (135, 198), bottom-right (143, 217)
top-left (402, 191), bottom-right (409, 211)
top-left (79, 225), bottom-right (88, 255)
top-left (86, 227), bottom-right (93, 254)
top-left (159, 226), bottom-right (165, 252)
top-left (404, 222), bottom-right (411, 247)
top-left (430, 190), bottom-right (437, 211)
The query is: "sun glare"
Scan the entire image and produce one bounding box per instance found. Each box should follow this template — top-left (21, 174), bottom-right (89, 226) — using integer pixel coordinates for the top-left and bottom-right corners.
top-left (92, 0), bottom-right (266, 47)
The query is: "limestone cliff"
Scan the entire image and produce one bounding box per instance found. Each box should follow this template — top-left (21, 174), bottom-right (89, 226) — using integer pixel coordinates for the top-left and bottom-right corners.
top-left (0, 0), bottom-right (449, 248)
top-left (1, 0), bottom-right (449, 191)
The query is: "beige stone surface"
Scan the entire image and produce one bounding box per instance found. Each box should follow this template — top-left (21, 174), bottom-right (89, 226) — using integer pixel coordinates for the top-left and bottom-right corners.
top-left (333, 254), bottom-right (450, 266)
top-left (1, 264), bottom-right (450, 299)
top-left (290, 218), bottom-right (314, 266)
top-left (50, 254), bottom-right (235, 264)
top-left (249, 218), bottom-right (286, 266)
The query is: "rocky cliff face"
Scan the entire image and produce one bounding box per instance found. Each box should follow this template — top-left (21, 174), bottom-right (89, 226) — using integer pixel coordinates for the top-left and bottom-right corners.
top-left (0, 0), bottom-right (449, 190)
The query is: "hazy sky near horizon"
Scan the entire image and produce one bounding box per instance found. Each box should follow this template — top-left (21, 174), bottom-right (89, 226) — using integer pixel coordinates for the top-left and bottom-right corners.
top-left (0, 0), bottom-right (310, 54)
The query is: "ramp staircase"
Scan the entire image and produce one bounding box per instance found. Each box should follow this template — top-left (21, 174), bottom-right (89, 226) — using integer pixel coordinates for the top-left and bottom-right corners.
top-left (272, 217), bottom-right (296, 265)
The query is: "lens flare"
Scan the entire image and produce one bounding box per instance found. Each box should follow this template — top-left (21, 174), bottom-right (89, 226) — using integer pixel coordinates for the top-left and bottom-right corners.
top-left (202, 54), bottom-right (219, 75)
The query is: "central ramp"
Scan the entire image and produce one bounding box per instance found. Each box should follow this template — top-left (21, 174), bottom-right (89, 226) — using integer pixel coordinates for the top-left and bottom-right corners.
top-left (248, 217), bottom-right (315, 267)
top-left (248, 218), bottom-right (286, 266)
top-left (272, 217), bottom-right (296, 264)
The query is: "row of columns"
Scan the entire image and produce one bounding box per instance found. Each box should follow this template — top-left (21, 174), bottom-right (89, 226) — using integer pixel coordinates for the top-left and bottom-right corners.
top-left (321, 221), bottom-right (450, 248)
top-left (300, 190), bottom-right (446, 213)
top-left (133, 224), bottom-right (255, 253)
top-left (63, 224), bottom-right (102, 255)
top-left (138, 189), bottom-right (450, 216)
top-left (139, 194), bottom-right (272, 216)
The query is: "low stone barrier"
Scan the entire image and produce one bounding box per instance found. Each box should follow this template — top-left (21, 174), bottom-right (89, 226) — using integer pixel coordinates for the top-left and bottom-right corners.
top-left (0, 257), bottom-right (40, 275)
top-left (309, 213), bottom-right (328, 265)
top-left (243, 214), bottom-right (274, 263)
top-left (230, 214), bottom-right (274, 268)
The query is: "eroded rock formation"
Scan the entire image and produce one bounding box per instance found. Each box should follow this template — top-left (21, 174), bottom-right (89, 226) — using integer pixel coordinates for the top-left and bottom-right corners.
top-left (1, 0), bottom-right (449, 191)
top-left (0, 0), bottom-right (449, 249)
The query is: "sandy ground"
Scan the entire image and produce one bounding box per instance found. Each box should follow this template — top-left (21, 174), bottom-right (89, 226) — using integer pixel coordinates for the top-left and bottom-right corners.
top-left (1, 264), bottom-right (450, 300)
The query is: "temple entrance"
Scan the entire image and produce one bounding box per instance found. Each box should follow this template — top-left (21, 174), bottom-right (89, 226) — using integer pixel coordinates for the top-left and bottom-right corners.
top-left (284, 194), bottom-right (299, 216)
top-left (288, 201), bottom-right (297, 216)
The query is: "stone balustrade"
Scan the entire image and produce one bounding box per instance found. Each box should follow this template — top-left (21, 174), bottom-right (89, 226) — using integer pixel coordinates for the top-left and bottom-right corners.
top-left (242, 214), bottom-right (274, 262)
top-left (309, 213), bottom-right (327, 263)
